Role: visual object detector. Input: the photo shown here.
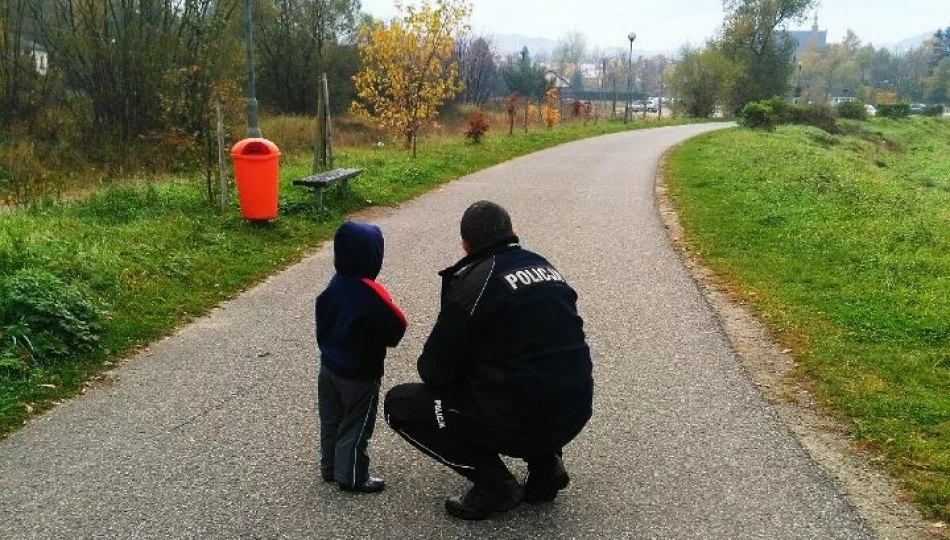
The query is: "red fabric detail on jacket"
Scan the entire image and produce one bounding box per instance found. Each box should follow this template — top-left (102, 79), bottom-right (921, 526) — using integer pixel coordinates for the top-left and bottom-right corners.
top-left (362, 278), bottom-right (408, 327)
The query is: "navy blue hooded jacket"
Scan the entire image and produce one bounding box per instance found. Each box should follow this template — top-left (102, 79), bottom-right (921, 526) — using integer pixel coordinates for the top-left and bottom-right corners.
top-left (316, 222), bottom-right (407, 380)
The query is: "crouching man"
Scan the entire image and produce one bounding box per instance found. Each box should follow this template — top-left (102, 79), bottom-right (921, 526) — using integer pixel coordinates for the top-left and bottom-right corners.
top-left (384, 200), bottom-right (593, 520)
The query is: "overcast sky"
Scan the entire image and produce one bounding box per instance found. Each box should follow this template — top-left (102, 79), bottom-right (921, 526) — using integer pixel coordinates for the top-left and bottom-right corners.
top-left (358, 0), bottom-right (948, 52)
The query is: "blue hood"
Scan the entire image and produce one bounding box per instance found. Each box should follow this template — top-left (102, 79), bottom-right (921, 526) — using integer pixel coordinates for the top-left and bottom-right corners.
top-left (334, 221), bottom-right (384, 279)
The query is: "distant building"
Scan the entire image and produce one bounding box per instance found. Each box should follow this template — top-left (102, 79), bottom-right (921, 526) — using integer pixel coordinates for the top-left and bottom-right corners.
top-left (543, 70), bottom-right (571, 89)
top-left (579, 63), bottom-right (599, 79)
top-left (21, 39), bottom-right (48, 75)
top-left (786, 14), bottom-right (827, 52)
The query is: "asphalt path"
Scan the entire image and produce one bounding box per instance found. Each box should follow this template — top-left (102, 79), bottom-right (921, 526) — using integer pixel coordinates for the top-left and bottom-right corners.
top-left (0, 123), bottom-right (875, 539)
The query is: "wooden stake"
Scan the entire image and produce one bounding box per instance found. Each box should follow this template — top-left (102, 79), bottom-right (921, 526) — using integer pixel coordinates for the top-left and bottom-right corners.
top-left (216, 101), bottom-right (228, 212)
top-left (323, 73), bottom-right (334, 169)
top-left (313, 79), bottom-right (327, 173)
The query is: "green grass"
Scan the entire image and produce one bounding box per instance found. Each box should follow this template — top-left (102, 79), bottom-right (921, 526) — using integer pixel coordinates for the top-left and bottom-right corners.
top-left (0, 117), bottom-right (703, 437)
top-left (666, 117), bottom-right (950, 520)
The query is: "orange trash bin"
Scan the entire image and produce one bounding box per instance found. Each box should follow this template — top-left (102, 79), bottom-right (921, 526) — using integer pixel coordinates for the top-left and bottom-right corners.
top-left (231, 138), bottom-right (281, 221)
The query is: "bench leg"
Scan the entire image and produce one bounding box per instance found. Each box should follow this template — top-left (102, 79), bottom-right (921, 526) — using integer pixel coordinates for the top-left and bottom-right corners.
top-left (315, 188), bottom-right (324, 209)
top-left (340, 179), bottom-right (349, 199)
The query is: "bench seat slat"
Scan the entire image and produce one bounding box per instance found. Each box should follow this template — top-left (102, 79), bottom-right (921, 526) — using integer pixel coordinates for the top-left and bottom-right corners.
top-left (292, 168), bottom-right (362, 188)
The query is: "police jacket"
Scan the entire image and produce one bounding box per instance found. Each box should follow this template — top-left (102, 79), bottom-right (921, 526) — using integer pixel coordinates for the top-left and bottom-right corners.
top-left (417, 235), bottom-right (593, 433)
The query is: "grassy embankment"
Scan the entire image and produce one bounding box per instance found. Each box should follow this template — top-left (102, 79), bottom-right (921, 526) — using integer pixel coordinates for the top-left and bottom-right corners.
top-left (666, 117), bottom-right (950, 520)
top-left (0, 115), bottom-right (698, 437)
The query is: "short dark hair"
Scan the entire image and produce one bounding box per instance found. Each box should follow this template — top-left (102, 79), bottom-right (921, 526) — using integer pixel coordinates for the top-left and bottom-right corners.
top-left (460, 201), bottom-right (513, 250)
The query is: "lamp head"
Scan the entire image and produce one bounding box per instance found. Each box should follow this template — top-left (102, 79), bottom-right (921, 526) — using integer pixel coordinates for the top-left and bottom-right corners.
top-left (628, 32), bottom-right (637, 43)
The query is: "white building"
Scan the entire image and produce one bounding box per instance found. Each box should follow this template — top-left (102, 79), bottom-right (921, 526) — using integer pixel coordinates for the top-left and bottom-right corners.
top-left (22, 40), bottom-right (48, 75)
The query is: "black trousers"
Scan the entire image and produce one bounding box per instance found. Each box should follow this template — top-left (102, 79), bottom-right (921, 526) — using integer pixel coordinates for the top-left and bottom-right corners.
top-left (384, 382), bottom-right (582, 486)
top-left (317, 366), bottom-right (381, 487)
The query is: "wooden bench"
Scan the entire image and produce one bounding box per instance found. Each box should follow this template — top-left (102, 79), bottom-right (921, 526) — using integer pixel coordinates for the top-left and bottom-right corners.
top-left (292, 168), bottom-right (362, 208)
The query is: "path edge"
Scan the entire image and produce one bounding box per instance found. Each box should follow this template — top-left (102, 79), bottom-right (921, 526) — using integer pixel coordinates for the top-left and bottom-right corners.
top-left (653, 141), bottom-right (940, 540)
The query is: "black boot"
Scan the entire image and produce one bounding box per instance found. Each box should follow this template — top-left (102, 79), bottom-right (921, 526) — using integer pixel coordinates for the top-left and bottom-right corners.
top-left (338, 476), bottom-right (385, 493)
top-left (445, 477), bottom-right (523, 520)
top-left (523, 455), bottom-right (570, 503)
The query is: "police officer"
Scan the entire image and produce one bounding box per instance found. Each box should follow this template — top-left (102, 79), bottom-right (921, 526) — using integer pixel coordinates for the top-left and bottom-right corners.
top-left (384, 200), bottom-right (593, 520)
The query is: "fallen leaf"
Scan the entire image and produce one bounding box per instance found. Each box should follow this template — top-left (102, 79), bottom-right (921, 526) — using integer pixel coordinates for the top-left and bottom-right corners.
top-left (39, 383), bottom-right (57, 389)
top-left (257, 352), bottom-right (271, 358)
top-left (781, 348), bottom-right (793, 354)
top-left (24, 403), bottom-right (34, 414)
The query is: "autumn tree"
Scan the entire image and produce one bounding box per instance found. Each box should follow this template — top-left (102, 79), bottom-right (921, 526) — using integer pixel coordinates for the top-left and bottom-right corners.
top-left (541, 87), bottom-right (560, 128)
top-left (351, 0), bottom-right (470, 156)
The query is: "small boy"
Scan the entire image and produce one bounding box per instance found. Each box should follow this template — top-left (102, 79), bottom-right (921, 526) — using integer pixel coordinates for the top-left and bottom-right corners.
top-left (316, 221), bottom-right (407, 493)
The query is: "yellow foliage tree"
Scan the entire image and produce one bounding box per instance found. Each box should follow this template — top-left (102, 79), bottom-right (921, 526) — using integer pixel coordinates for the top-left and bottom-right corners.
top-left (541, 87), bottom-right (560, 128)
top-left (876, 91), bottom-right (897, 105)
top-left (351, 0), bottom-right (470, 156)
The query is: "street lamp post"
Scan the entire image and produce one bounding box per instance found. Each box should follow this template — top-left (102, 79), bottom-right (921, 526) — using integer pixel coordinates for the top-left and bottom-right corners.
top-left (625, 32), bottom-right (636, 124)
top-left (243, 0), bottom-right (261, 138)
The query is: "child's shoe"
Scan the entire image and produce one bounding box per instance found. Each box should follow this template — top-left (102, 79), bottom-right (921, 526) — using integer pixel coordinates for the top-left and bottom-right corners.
top-left (338, 476), bottom-right (385, 493)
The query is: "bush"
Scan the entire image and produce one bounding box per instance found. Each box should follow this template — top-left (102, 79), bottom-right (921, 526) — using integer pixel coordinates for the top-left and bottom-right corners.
top-left (739, 101), bottom-right (778, 131)
top-left (0, 269), bottom-right (103, 373)
top-left (876, 102), bottom-right (911, 119)
top-left (923, 105), bottom-right (945, 117)
top-left (740, 97), bottom-right (839, 133)
top-left (464, 109), bottom-right (490, 143)
top-left (837, 100), bottom-right (868, 120)
top-left (786, 104), bottom-right (839, 133)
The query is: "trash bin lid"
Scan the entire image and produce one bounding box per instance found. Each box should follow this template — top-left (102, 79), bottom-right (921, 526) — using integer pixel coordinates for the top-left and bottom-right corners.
top-left (231, 137), bottom-right (281, 158)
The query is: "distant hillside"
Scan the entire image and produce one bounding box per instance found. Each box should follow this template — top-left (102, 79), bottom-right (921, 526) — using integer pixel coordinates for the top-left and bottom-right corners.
top-left (889, 31), bottom-right (935, 53)
top-left (491, 34), bottom-right (559, 56)
top-left (488, 33), bottom-right (674, 61)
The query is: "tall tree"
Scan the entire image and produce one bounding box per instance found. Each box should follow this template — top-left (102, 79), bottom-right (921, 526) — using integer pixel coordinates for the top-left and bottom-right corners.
top-left (33, 0), bottom-right (241, 144)
top-left (718, 0), bottom-right (817, 110)
top-left (255, 0), bottom-right (360, 114)
top-left (351, 0), bottom-right (470, 156)
top-left (933, 27), bottom-right (950, 63)
top-left (552, 31), bottom-right (586, 78)
top-left (927, 57), bottom-right (950, 104)
top-left (668, 46), bottom-right (737, 117)
top-left (501, 47), bottom-right (546, 102)
top-left (454, 35), bottom-right (499, 105)
top-left (0, 0), bottom-right (35, 124)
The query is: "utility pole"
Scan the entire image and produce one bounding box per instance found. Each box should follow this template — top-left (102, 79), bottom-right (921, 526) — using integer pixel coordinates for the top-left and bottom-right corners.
top-left (625, 32), bottom-right (636, 124)
top-left (243, 0), bottom-right (261, 138)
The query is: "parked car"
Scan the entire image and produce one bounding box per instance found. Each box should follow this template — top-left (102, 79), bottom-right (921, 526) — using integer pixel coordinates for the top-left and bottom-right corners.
top-left (630, 101), bottom-right (645, 112)
top-left (645, 99), bottom-right (659, 113)
top-left (909, 103), bottom-right (926, 114)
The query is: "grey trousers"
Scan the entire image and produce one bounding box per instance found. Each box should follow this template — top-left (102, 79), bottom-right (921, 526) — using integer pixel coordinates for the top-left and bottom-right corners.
top-left (317, 366), bottom-right (381, 487)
